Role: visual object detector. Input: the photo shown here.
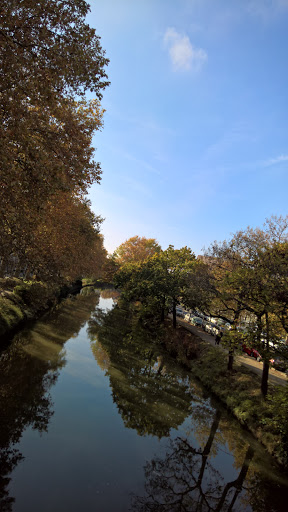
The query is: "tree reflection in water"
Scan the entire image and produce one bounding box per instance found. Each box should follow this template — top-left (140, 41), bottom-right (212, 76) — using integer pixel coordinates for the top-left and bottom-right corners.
top-left (0, 291), bottom-right (100, 512)
top-left (129, 392), bottom-right (288, 511)
top-left (89, 303), bottom-right (197, 438)
top-left (89, 301), bottom-right (288, 512)
top-left (130, 425), bottom-right (255, 512)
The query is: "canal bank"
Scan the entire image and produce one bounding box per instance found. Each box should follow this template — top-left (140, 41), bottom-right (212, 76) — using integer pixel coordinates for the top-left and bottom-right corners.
top-left (0, 278), bottom-right (83, 343)
top-left (161, 319), bottom-right (288, 469)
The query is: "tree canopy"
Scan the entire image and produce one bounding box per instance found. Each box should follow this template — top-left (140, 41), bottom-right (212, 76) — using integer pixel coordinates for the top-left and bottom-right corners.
top-left (114, 219), bottom-right (288, 397)
top-left (0, 0), bottom-right (109, 282)
top-left (205, 215), bottom-right (288, 394)
top-left (114, 245), bottom-right (196, 328)
top-left (113, 236), bottom-right (161, 266)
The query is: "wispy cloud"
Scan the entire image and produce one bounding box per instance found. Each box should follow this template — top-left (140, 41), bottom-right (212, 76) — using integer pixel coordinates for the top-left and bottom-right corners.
top-left (263, 154), bottom-right (288, 166)
top-left (163, 27), bottom-right (207, 72)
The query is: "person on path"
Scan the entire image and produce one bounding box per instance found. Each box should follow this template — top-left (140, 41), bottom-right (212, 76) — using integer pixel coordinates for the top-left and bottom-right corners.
top-left (215, 333), bottom-right (221, 345)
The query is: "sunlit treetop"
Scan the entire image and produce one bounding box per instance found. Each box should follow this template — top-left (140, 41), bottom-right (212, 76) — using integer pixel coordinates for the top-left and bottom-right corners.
top-left (113, 236), bottom-right (161, 265)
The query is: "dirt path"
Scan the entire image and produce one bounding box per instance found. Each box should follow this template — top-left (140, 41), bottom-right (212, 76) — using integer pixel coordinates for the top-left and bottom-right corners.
top-left (176, 317), bottom-right (287, 388)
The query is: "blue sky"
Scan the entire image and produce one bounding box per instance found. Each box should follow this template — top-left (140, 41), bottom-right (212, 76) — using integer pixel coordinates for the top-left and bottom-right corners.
top-left (86, 0), bottom-right (288, 256)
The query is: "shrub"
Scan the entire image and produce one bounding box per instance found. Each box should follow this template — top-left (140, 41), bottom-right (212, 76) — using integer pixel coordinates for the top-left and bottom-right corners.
top-left (0, 298), bottom-right (25, 335)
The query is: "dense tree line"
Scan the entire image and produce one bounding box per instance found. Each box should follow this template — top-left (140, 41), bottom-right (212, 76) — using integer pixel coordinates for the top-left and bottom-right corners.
top-left (0, 0), bottom-right (109, 282)
top-left (204, 215), bottom-right (288, 396)
top-left (113, 217), bottom-right (288, 397)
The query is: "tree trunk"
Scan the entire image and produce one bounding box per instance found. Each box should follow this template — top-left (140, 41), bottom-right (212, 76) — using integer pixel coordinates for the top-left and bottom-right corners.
top-left (172, 300), bottom-right (177, 329)
top-left (215, 445), bottom-right (254, 512)
top-left (160, 296), bottom-right (165, 322)
top-left (261, 312), bottom-right (270, 397)
top-left (228, 346), bottom-right (234, 371)
top-left (261, 360), bottom-right (269, 397)
top-left (227, 308), bottom-right (241, 372)
top-left (197, 410), bottom-right (221, 485)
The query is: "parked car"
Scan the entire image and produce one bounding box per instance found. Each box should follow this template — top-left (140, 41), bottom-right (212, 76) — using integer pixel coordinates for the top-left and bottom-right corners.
top-left (242, 344), bottom-right (262, 361)
top-left (271, 358), bottom-right (288, 373)
top-left (191, 316), bottom-right (204, 327)
top-left (204, 322), bottom-right (214, 334)
top-left (202, 320), bottom-right (210, 332)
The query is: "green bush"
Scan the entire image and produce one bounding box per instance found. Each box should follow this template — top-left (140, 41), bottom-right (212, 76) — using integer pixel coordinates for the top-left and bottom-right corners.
top-left (13, 281), bottom-right (56, 312)
top-left (262, 387), bottom-right (288, 465)
top-left (0, 298), bottom-right (25, 335)
top-left (0, 279), bottom-right (59, 338)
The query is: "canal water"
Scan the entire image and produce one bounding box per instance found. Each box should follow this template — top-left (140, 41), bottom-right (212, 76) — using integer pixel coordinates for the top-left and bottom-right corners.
top-left (0, 288), bottom-right (287, 511)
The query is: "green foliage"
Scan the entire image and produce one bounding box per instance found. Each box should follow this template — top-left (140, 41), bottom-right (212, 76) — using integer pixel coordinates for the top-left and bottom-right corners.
top-left (114, 245), bottom-right (196, 327)
top-left (263, 388), bottom-right (288, 465)
top-left (178, 339), bottom-right (288, 466)
top-left (90, 295), bottom-right (288, 466)
top-left (0, 278), bottom-right (23, 291)
top-left (13, 281), bottom-right (54, 312)
top-left (221, 329), bottom-right (244, 351)
top-left (205, 215), bottom-right (288, 392)
top-left (0, 298), bottom-right (25, 335)
top-left (161, 323), bottom-right (201, 365)
top-left (0, 279), bottom-right (60, 337)
top-left (88, 303), bottom-right (195, 438)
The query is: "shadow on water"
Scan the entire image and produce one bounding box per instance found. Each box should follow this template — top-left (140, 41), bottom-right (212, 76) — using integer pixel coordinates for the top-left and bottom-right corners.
top-left (88, 302), bottom-right (288, 512)
top-left (0, 290), bottom-right (100, 512)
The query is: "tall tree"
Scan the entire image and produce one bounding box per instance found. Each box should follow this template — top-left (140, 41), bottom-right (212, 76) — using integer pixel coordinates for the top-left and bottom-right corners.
top-left (0, 0), bottom-right (109, 278)
top-left (114, 245), bottom-right (196, 328)
top-left (206, 215), bottom-right (288, 395)
top-left (157, 246), bottom-right (196, 328)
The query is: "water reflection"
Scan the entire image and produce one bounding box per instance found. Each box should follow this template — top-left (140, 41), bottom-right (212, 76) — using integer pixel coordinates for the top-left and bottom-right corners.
top-left (131, 430), bottom-right (288, 512)
top-left (0, 291), bottom-right (100, 512)
top-left (130, 398), bottom-right (288, 512)
top-left (89, 303), bottom-right (196, 438)
top-left (89, 303), bottom-right (288, 512)
top-left (130, 430), bottom-right (254, 511)
top-left (1, 292), bottom-right (288, 511)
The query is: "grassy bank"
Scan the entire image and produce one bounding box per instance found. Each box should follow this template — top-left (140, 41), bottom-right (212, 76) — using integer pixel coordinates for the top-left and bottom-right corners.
top-left (0, 278), bottom-right (72, 341)
top-left (162, 320), bottom-right (288, 468)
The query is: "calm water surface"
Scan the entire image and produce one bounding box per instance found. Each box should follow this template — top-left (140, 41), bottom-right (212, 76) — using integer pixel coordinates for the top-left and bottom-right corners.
top-left (0, 289), bottom-right (288, 511)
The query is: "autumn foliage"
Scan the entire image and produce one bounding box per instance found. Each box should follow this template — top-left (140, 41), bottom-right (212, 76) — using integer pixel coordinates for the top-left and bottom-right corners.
top-left (113, 236), bottom-right (161, 265)
top-left (0, 0), bottom-right (109, 282)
